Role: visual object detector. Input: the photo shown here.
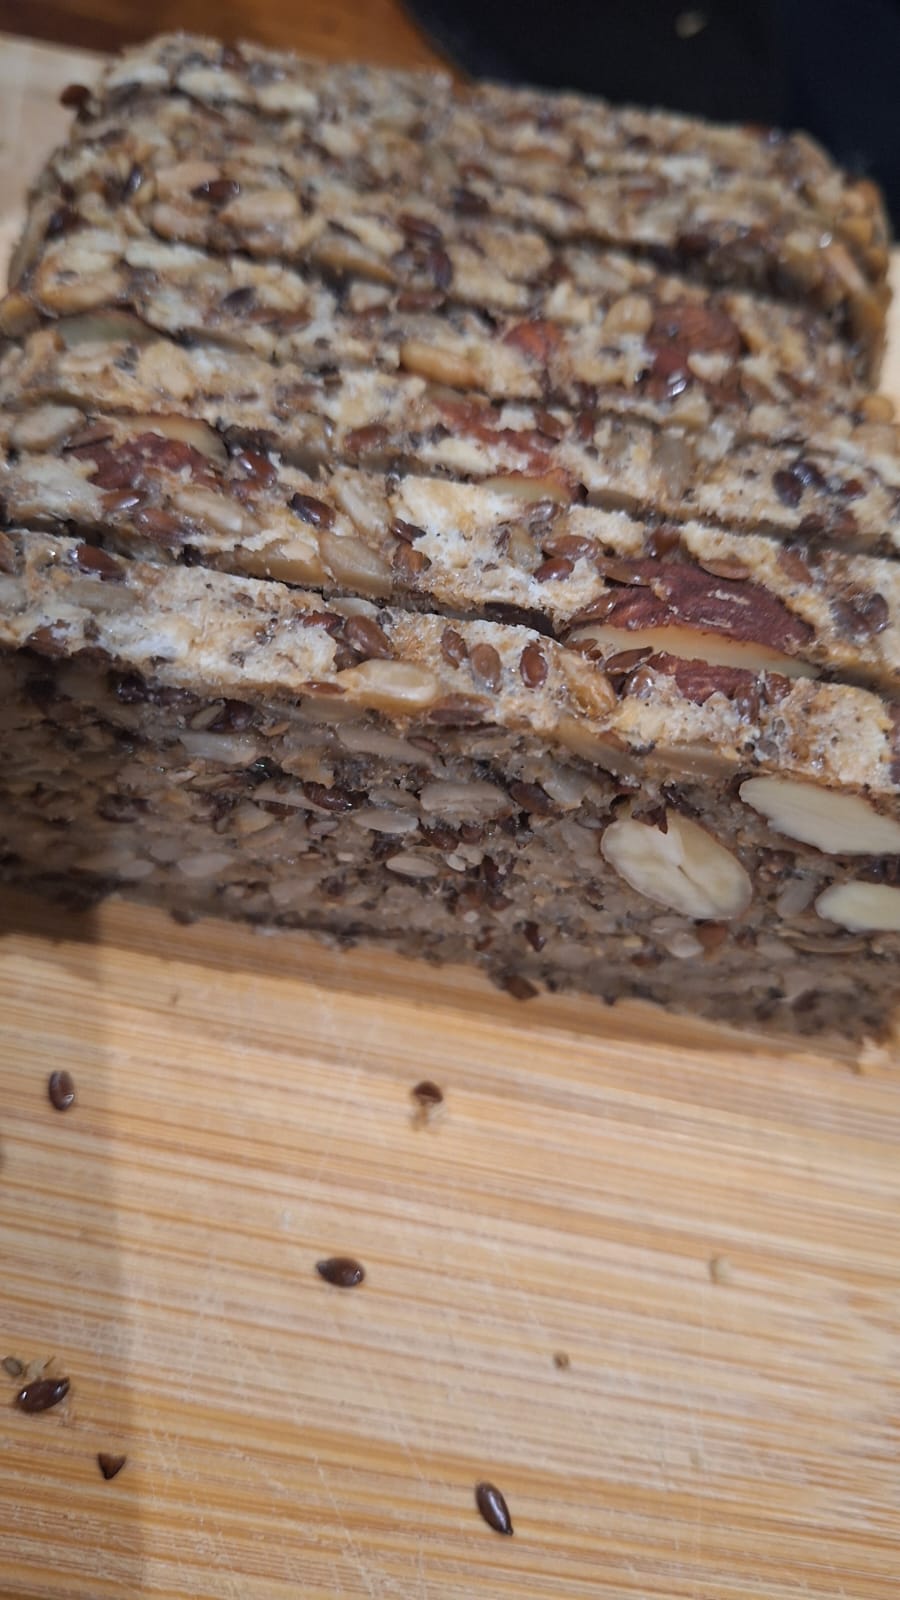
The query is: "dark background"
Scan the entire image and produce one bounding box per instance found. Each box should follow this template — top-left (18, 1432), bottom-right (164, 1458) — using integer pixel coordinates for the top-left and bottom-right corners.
top-left (406, 0), bottom-right (900, 225)
top-left (4, 0), bottom-right (899, 224)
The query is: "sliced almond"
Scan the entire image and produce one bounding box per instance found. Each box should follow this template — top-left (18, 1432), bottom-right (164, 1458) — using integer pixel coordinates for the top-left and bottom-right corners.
top-left (815, 880), bottom-right (900, 932)
top-left (601, 811), bottom-right (752, 921)
top-left (740, 777), bottom-right (900, 855)
top-left (570, 622), bottom-right (818, 680)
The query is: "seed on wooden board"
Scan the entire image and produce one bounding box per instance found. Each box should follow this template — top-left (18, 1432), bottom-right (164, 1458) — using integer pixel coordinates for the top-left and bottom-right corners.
top-left (97, 1453), bottom-right (127, 1480)
top-left (2, 1357), bottom-right (24, 1378)
top-left (411, 1080), bottom-right (443, 1107)
top-left (553, 1351), bottom-right (570, 1369)
top-left (411, 1080), bottom-right (444, 1127)
top-left (316, 1257), bottom-right (365, 1288)
top-left (475, 1481), bottom-right (513, 1535)
top-left (15, 1377), bottom-right (70, 1413)
top-left (48, 1070), bottom-right (76, 1111)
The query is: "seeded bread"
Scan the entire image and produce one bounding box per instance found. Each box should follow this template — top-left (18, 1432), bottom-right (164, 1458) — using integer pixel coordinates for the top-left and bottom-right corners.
top-left (2, 35), bottom-right (900, 1043)
top-left (3, 409), bottom-right (898, 696)
top-left (2, 530), bottom-right (899, 1039)
top-left (4, 323), bottom-right (900, 559)
top-left (33, 34), bottom-right (888, 359)
top-left (9, 222), bottom-right (884, 446)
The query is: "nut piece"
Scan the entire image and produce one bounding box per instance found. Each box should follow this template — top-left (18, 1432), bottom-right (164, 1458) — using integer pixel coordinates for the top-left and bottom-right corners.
top-left (57, 310), bottom-right (155, 347)
top-left (9, 403), bottom-right (83, 451)
top-left (419, 780), bottom-right (510, 822)
top-left (336, 660), bottom-right (439, 713)
top-left (245, 536), bottom-right (324, 586)
top-left (601, 811), bottom-right (752, 921)
top-left (740, 777), bottom-right (900, 856)
top-left (386, 851), bottom-right (441, 879)
top-left (319, 531), bottom-right (393, 597)
top-left (570, 622), bottom-right (818, 680)
top-left (815, 881), bottom-right (900, 932)
top-left (399, 339), bottom-right (478, 389)
top-left (481, 473), bottom-right (572, 505)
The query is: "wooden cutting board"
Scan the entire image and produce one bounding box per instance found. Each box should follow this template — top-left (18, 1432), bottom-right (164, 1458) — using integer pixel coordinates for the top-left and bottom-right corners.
top-left (1, 35), bottom-right (899, 1600)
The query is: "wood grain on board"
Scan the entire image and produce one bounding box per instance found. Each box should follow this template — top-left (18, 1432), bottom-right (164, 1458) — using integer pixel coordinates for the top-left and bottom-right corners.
top-left (0, 31), bottom-right (899, 1600)
top-left (0, 0), bottom-right (444, 68)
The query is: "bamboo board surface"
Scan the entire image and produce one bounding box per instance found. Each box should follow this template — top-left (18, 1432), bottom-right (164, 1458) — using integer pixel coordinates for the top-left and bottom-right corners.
top-left (1, 34), bottom-right (900, 1600)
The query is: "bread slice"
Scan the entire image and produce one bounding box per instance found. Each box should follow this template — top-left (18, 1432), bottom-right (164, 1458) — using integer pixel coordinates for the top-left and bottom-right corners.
top-left (2, 529), bottom-right (898, 1038)
top-left (61, 32), bottom-right (888, 359)
top-left (11, 221), bottom-right (885, 448)
top-left (3, 408), bottom-right (898, 696)
top-left (3, 320), bottom-right (898, 556)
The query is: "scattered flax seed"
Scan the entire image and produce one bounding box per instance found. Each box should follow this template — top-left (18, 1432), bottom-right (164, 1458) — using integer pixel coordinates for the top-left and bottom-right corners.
top-left (15, 1377), bottom-right (70, 1413)
top-left (411, 1080), bottom-right (444, 1127)
top-left (552, 1351), bottom-right (570, 1370)
top-left (316, 1257), bottom-right (365, 1288)
top-left (48, 1070), bottom-right (76, 1111)
top-left (475, 1480), bottom-right (513, 1535)
top-left (97, 1453), bottom-right (127, 1480)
